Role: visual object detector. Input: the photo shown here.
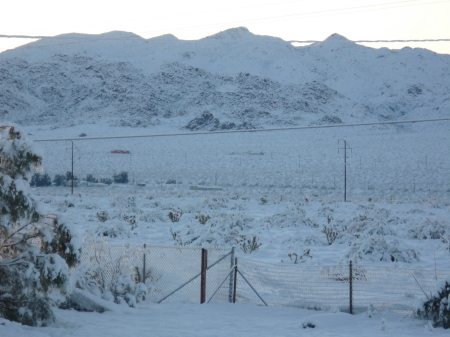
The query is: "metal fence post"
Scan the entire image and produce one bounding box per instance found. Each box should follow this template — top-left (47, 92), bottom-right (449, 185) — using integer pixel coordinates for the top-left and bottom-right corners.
top-left (233, 257), bottom-right (238, 304)
top-left (229, 247), bottom-right (235, 303)
top-left (349, 260), bottom-right (353, 314)
top-left (201, 248), bottom-right (208, 304)
top-left (143, 243), bottom-right (147, 284)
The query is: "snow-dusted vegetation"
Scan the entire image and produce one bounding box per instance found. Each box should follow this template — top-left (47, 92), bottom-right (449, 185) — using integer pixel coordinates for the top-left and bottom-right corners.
top-left (1, 26), bottom-right (449, 334)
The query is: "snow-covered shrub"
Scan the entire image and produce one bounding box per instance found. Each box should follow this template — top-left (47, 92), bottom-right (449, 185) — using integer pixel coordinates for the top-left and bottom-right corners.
top-left (322, 224), bottom-right (339, 245)
top-left (96, 211), bottom-right (109, 222)
top-left (238, 235), bottom-right (262, 254)
top-left (0, 125), bottom-right (81, 326)
top-left (440, 234), bottom-right (450, 252)
top-left (122, 213), bottom-right (138, 230)
top-left (168, 207), bottom-right (183, 222)
top-left (367, 303), bottom-right (377, 318)
top-left (288, 249), bottom-right (313, 263)
top-left (345, 236), bottom-right (420, 263)
top-left (263, 204), bottom-right (308, 228)
top-left (139, 211), bottom-right (167, 223)
top-left (407, 219), bottom-right (449, 240)
top-left (169, 213), bottom-right (257, 251)
top-left (195, 214), bottom-right (211, 225)
top-left (110, 195), bottom-right (136, 208)
top-left (202, 197), bottom-right (229, 210)
top-left (317, 206), bottom-right (335, 218)
top-left (76, 236), bottom-right (147, 307)
top-left (109, 275), bottom-right (147, 307)
top-left (416, 277), bottom-right (450, 329)
top-left (259, 197), bottom-right (268, 205)
top-left (95, 221), bottom-right (131, 238)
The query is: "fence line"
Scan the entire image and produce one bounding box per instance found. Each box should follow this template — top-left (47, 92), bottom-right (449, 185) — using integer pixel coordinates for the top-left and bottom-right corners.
top-left (80, 242), bottom-right (449, 314)
top-left (234, 257), bottom-right (449, 314)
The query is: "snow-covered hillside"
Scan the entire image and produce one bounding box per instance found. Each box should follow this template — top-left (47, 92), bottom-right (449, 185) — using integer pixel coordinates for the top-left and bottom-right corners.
top-left (0, 27), bottom-right (449, 129)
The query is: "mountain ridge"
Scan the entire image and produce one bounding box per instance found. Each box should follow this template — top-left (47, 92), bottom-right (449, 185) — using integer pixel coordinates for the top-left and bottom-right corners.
top-left (0, 27), bottom-right (448, 131)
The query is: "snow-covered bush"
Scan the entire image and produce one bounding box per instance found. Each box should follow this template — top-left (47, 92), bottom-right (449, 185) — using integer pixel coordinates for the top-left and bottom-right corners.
top-left (96, 211), bottom-right (109, 222)
top-left (169, 212), bottom-right (258, 251)
top-left (238, 235), bottom-right (262, 254)
top-left (122, 213), bottom-right (138, 230)
top-left (97, 196), bottom-right (141, 237)
top-left (195, 213), bottom-right (211, 225)
top-left (168, 207), bottom-right (183, 222)
top-left (263, 204), bottom-right (310, 229)
top-left (95, 221), bottom-right (131, 238)
top-left (0, 124), bottom-right (81, 326)
top-left (345, 236), bottom-right (420, 263)
top-left (407, 218), bottom-right (449, 240)
top-left (322, 224), bottom-right (339, 245)
top-left (76, 235), bottom-right (147, 307)
top-left (416, 277), bottom-right (450, 329)
top-left (110, 195), bottom-right (136, 209)
top-left (288, 249), bottom-right (313, 263)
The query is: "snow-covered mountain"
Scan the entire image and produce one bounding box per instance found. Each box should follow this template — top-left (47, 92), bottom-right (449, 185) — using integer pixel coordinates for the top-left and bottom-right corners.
top-left (0, 27), bottom-right (449, 130)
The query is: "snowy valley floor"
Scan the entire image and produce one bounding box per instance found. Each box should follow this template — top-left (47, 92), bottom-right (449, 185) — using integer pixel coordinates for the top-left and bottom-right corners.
top-left (1, 302), bottom-right (447, 337)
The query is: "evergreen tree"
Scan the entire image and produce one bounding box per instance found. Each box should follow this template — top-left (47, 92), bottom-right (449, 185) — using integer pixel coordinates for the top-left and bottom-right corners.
top-left (30, 173), bottom-right (52, 187)
top-left (53, 174), bottom-right (66, 186)
top-left (417, 278), bottom-right (450, 329)
top-left (113, 171), bottom-right (128, 184)
top-left (0, 124), bottom-right (81, 326)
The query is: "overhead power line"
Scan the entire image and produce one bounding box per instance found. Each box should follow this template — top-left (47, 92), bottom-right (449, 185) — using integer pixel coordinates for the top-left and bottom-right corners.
top-left (289, 39), bottom-right (450, 43)
top-left (1, 0), bottom-right (449, 44)
top-left (33, 118), bottom-right (450, 142)
top-left (0, 35), bottom-right (48, 39)
top-left (137, 0), bottom-right (450, 37)
top-left (1, 34), bottom-right (449, 44)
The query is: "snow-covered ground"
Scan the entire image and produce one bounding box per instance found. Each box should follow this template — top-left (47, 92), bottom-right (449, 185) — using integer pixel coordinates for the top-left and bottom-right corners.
top-left (1, 302), bottom-right (447, 337)
top-left (2, 26), bottom-right (450, 335)
top-left (28, 121), bottom-right (450, 268)
top-left (2, 116), bottom-right (450, 336)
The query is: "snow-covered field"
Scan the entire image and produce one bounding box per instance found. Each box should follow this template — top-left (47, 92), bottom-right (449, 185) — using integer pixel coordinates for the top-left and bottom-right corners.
top-left (3, 121), bottom-right (449, 335)
top-left (29, 121), bottom-right (450, 267)
top-left (33, 121), bottom-right (450, 202)
top-left (1, 302), bottom-right (447, 337)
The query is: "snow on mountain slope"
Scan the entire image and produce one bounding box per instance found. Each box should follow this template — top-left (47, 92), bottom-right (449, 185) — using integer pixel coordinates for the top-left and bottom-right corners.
top-left (0, 27), bottom-right (448, 131)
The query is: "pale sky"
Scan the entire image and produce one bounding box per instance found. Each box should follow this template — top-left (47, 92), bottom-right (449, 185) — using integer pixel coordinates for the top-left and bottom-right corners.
top-left (0, 0), bottom-right (449, 54)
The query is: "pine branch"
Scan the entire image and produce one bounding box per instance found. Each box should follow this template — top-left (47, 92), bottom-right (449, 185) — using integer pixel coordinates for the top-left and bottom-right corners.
top-left (7, 222), bottom-right (31, 239)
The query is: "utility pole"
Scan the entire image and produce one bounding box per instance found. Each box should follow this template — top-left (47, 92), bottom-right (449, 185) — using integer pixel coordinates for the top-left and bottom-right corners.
top-left (66, 140), bottom-right (79, 195)
top-left (338, 139), bottom-right (352, 202)
top-left (71, 141), bottom-right (74, 195)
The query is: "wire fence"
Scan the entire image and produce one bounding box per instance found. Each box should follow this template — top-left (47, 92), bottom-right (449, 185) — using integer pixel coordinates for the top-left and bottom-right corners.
top-left (80, 242), bottom-right (449, 315)
top-left (235, 258), bottom-right (449, 314)
top-left (81, 242), bottom-right (233, 304)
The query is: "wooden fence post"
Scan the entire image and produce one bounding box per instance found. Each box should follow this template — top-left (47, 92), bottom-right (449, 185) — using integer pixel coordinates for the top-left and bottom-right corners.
top-left (233, 257), bottom-right (238, 304)
top-left (201, 248), bottom-right (207, 304)
top-left (229, 247), bottom-right (235, 303)
top-left (349, 260), bottom-right (353, 314)
top-left (143, 243), bottom-right (147, 284)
